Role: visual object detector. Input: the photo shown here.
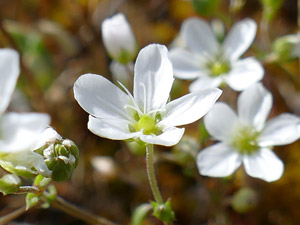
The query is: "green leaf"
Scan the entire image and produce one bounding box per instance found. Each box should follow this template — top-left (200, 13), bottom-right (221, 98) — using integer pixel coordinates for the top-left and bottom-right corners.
top-left (131, 203), bottom-right (152, 225)
top-left (260, 0), bottom-right (284, 21)
top-left (192, 0), bottom-right (220, 16)
top-left (0, 174), bottom-right (21, 195)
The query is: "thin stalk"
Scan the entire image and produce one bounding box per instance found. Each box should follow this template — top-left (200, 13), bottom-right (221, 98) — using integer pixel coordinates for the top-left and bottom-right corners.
top-left (0, 206), bottom-right (27, 224)
top-left (146, 144), bottom-right (163, 204)
top-left (50, 195), bottom-right (118, 225)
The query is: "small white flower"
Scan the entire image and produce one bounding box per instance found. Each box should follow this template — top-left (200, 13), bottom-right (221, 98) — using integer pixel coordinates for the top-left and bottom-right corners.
top-left (74, 44), bottom-right (222, 146)
top-left (170, 18), bottom-right (264, 92)
top-left (101, 13), bottom-right (138, 64)
top-left (0, 48), bottom-right (50, 176)
top-left (197, 83), bottom-right (300, 182)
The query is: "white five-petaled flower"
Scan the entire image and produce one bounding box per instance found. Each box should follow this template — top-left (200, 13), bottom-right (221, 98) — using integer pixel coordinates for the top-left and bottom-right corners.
top-left (74, 44), bottom-right (222, 146)
top-left (197, 83), bottom-right (300, 182)
top-left (0, 48), bottom-right (51, 176)
top-left (170, 18), bottom-right (264, 92)
top-left (101, 13), bottom-right (138, 64)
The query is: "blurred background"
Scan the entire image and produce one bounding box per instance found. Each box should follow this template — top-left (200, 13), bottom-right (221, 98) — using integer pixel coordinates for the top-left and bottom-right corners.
top-left (0, 0), bottom-right (300, 224)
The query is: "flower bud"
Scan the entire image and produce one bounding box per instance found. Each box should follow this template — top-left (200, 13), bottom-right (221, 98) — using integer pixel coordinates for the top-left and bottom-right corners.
top-left (0, 174), bottom-right (21, 195)
top-left (152, 199), bottom-right (175, 223)
top-left (231, 187), bottom-right (258, 214)
top-left (101, 13), bottom-right (138, 64)
top-left (272, 34), bottom-right (300, 61)
top-left (34, 128), bottom-right (79, 182)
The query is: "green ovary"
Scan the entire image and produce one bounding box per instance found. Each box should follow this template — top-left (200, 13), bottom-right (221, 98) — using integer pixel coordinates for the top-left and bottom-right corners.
top-left (135, 115), bottom-right (157, 135)
top-left (232, 126), bottom-right (260, 155)
top-left (210, 61), bottom-right (230, 77)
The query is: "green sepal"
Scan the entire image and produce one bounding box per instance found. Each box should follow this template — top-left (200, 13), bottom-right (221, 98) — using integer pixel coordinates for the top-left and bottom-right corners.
top-left (26, 192), bottom-right (41, 210)
top-left (0, 174), bottom-right (21, 195)
top-left (34, 174), bottom-right (51, 189)
top-left (151, 199), bottom-right (175, 223)
top-left (131, 203), bottom-right (152, 225)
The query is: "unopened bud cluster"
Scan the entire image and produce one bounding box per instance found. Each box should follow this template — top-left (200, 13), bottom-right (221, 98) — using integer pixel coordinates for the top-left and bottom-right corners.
top-left (34, 128), bottom-right (79, 182)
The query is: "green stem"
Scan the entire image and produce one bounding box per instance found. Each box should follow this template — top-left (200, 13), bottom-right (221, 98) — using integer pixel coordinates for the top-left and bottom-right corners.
top-left (0, 206), bottom-right (27, 224)
top-left (146, 144), bottom-right (163, 204)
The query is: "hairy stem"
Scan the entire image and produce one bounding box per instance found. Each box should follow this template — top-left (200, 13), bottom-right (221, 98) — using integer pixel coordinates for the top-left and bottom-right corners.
top-left (146, 144), bottom-right (163, 204)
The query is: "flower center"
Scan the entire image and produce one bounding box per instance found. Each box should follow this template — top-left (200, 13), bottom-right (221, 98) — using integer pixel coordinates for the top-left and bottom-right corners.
top-left (210, 61), bottom-right (230, 77)
top-left (232, 126), bottom-right (260, 155)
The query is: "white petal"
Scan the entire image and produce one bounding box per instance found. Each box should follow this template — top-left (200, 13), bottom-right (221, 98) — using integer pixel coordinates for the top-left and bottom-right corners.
top-left (223, 19), bottom-right (257, 61)
top-left (259, 113), bottom-right (300, 146)
top-left (0, 151), bottom-right (51, 177)
top-left (189, 76), bottom-right (223, 92)
top-left (181, 18), bottom-right (219, 56)
top-left (110, 61), bottom-right (133, 87)
top-left (133, 44), bottom-right (174, 113)
top-left (169, 48), bottom-right (206, 79)
top-left (32, 127), bottom-right (63, 150)
top-left (74, 74), bottom-right (131, 120)
top-left (101, 13), bottom-right (137, 60)
top-left (159, 88), bottom-right (222, 128)
top-left (0, 49), bottom-right (20, 114)
top-left (225, 58), bottom-right (264, 91)
top-left (204, 102), bottom-right (238, 142)
top-left (197, 143), bottom-right (242, 177)
top-left (0, 112), bottom-right (50, 153)
top-left (139, 127), bottom-right (185, 146)
top-left (88, 115), bottom-right (138, 140)
top-left (238, 82), bottom-right (272, 130)
top-left (243, 148), bottom-right (284, 182)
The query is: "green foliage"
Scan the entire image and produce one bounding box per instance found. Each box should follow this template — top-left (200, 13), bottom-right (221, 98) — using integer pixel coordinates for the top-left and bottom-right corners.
top-left (26, 192), bottom-right (41, 210)
top-left (0, 174), bottom-right (21, 195)
top-left (192, 0), bottom-right (220, 16)
top-left (152, 199), bottom-right (175, 223)
top-left (131, 203), bottom-right (152, 225)
top-left (260, 0), bottom-right (284, 22)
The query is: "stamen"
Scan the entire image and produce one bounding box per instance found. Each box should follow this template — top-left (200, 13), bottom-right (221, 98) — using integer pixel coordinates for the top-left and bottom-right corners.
top-left (118, 81), bottom-right (143, 116)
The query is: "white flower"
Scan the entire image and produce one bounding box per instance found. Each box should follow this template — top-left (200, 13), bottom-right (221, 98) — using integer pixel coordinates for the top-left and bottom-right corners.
top-left (74, 44), bottom-right (222, 146)
top-left (170, 18), bottom-right (264, 92)
top-left (101, 13), bottom-right (138, 64)
top-left (197, 83), bottom-right (300, 182)
top-left (0, 48), bottom-right (50, 176)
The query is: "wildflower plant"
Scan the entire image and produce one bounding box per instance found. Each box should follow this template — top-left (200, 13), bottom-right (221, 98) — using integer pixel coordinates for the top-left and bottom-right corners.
top-left (74, 43), bottom-right (222, 222)
top-left (170, 18), bottom-right (264, 91)
top-left (2, 1), bottom-right (300, 224)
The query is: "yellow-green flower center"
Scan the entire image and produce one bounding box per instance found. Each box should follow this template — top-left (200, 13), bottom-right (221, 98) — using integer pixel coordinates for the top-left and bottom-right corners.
top-left (210, 61), bottom-right (230, 77)
top-left (135, 115), bottom-right (157, 135)
top-left (232, 126), bottom-right (260, 155)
